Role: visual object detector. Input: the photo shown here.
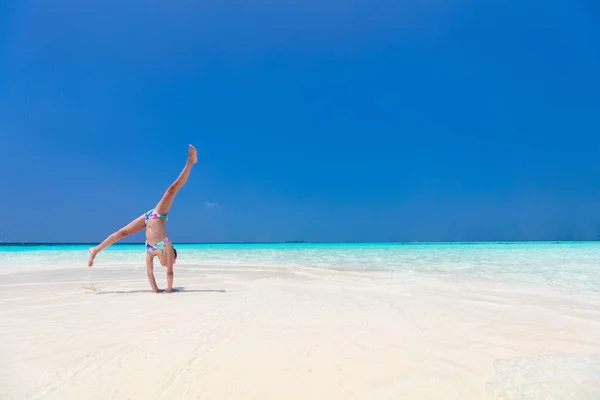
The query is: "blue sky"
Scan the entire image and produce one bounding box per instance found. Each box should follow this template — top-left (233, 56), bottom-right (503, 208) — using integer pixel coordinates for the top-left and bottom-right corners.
top-left (1, 0), bottom-right (599, 243)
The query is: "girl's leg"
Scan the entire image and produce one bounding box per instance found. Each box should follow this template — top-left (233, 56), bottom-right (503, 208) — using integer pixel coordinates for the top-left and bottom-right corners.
top-left (88, 214), bottom-right (146, 266)
top-left (154, 144), bottom-right (197, 215)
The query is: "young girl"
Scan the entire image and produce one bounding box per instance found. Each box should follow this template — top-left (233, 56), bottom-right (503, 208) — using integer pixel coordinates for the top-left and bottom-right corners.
top-left (88, 145), bottom-right (198, 293)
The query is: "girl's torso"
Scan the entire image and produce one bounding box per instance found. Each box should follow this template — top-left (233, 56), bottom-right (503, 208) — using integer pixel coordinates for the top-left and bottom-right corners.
top-left (145, 209), bottom-right (168, 244)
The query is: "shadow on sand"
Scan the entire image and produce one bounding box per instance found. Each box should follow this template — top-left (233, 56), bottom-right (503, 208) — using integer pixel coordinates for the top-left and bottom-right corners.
top-left (96, 288), bottom-right (226, 295)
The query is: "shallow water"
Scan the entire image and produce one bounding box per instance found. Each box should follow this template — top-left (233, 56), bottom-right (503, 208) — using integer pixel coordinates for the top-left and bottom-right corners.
top-left (2, 242), bottom-right (600, 297)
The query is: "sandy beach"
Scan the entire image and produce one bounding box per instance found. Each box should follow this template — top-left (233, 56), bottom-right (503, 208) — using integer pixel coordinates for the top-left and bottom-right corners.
top-left (3, 0), bottom-right (600, 395)
top-left (2, 254), bottom-right (600, 400)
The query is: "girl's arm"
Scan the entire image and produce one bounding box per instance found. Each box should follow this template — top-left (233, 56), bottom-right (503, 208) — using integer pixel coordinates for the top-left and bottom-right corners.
top-left (146, 252), bottom-right (162, 293)
top-left (166, 246), bottom-right (175, 293)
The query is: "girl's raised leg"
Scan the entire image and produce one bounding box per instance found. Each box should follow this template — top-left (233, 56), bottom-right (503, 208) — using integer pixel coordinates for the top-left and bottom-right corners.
top-left (88, 214), bottom-right (146, 266)
top-left (154, 144), bottom-right (198, 215)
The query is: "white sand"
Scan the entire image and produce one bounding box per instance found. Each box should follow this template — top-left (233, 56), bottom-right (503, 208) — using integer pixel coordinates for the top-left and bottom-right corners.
top-left (1, 264), bottom-right (600, 399)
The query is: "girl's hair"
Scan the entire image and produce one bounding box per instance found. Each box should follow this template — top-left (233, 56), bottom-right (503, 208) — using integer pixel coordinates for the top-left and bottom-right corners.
top-left (173, 248), bottom-right (178, 258)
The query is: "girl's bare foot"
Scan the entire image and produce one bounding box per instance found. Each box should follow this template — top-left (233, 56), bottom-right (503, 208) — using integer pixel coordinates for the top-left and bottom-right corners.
top-left (88, 247), bottom-right (98, 267)
top-left (188, 144), bottom-right (198, 164)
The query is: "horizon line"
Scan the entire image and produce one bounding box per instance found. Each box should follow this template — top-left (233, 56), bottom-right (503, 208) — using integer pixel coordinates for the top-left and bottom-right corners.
top-left (1, 240), bottom-right (598, 246)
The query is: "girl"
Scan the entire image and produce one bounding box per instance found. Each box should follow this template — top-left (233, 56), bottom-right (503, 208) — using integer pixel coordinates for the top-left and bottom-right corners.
top-left (88, 144), bottom-right (197, 293)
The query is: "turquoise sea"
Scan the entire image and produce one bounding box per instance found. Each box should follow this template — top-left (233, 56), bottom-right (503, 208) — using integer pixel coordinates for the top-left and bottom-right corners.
top-left (2, 241), bottom-right (600, 298)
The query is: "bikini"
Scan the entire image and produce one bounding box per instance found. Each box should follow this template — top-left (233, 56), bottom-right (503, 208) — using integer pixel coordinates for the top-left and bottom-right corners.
top-left (144, 209), bottom-right (169, 257)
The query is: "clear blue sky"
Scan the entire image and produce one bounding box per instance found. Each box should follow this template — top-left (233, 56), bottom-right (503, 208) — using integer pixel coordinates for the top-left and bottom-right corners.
top-left (1, 0), bottom-right (599, 243)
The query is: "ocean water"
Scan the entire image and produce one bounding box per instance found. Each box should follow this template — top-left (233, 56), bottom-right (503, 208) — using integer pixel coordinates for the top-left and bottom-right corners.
top-left (2, 241), bottom-right (600, 298)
